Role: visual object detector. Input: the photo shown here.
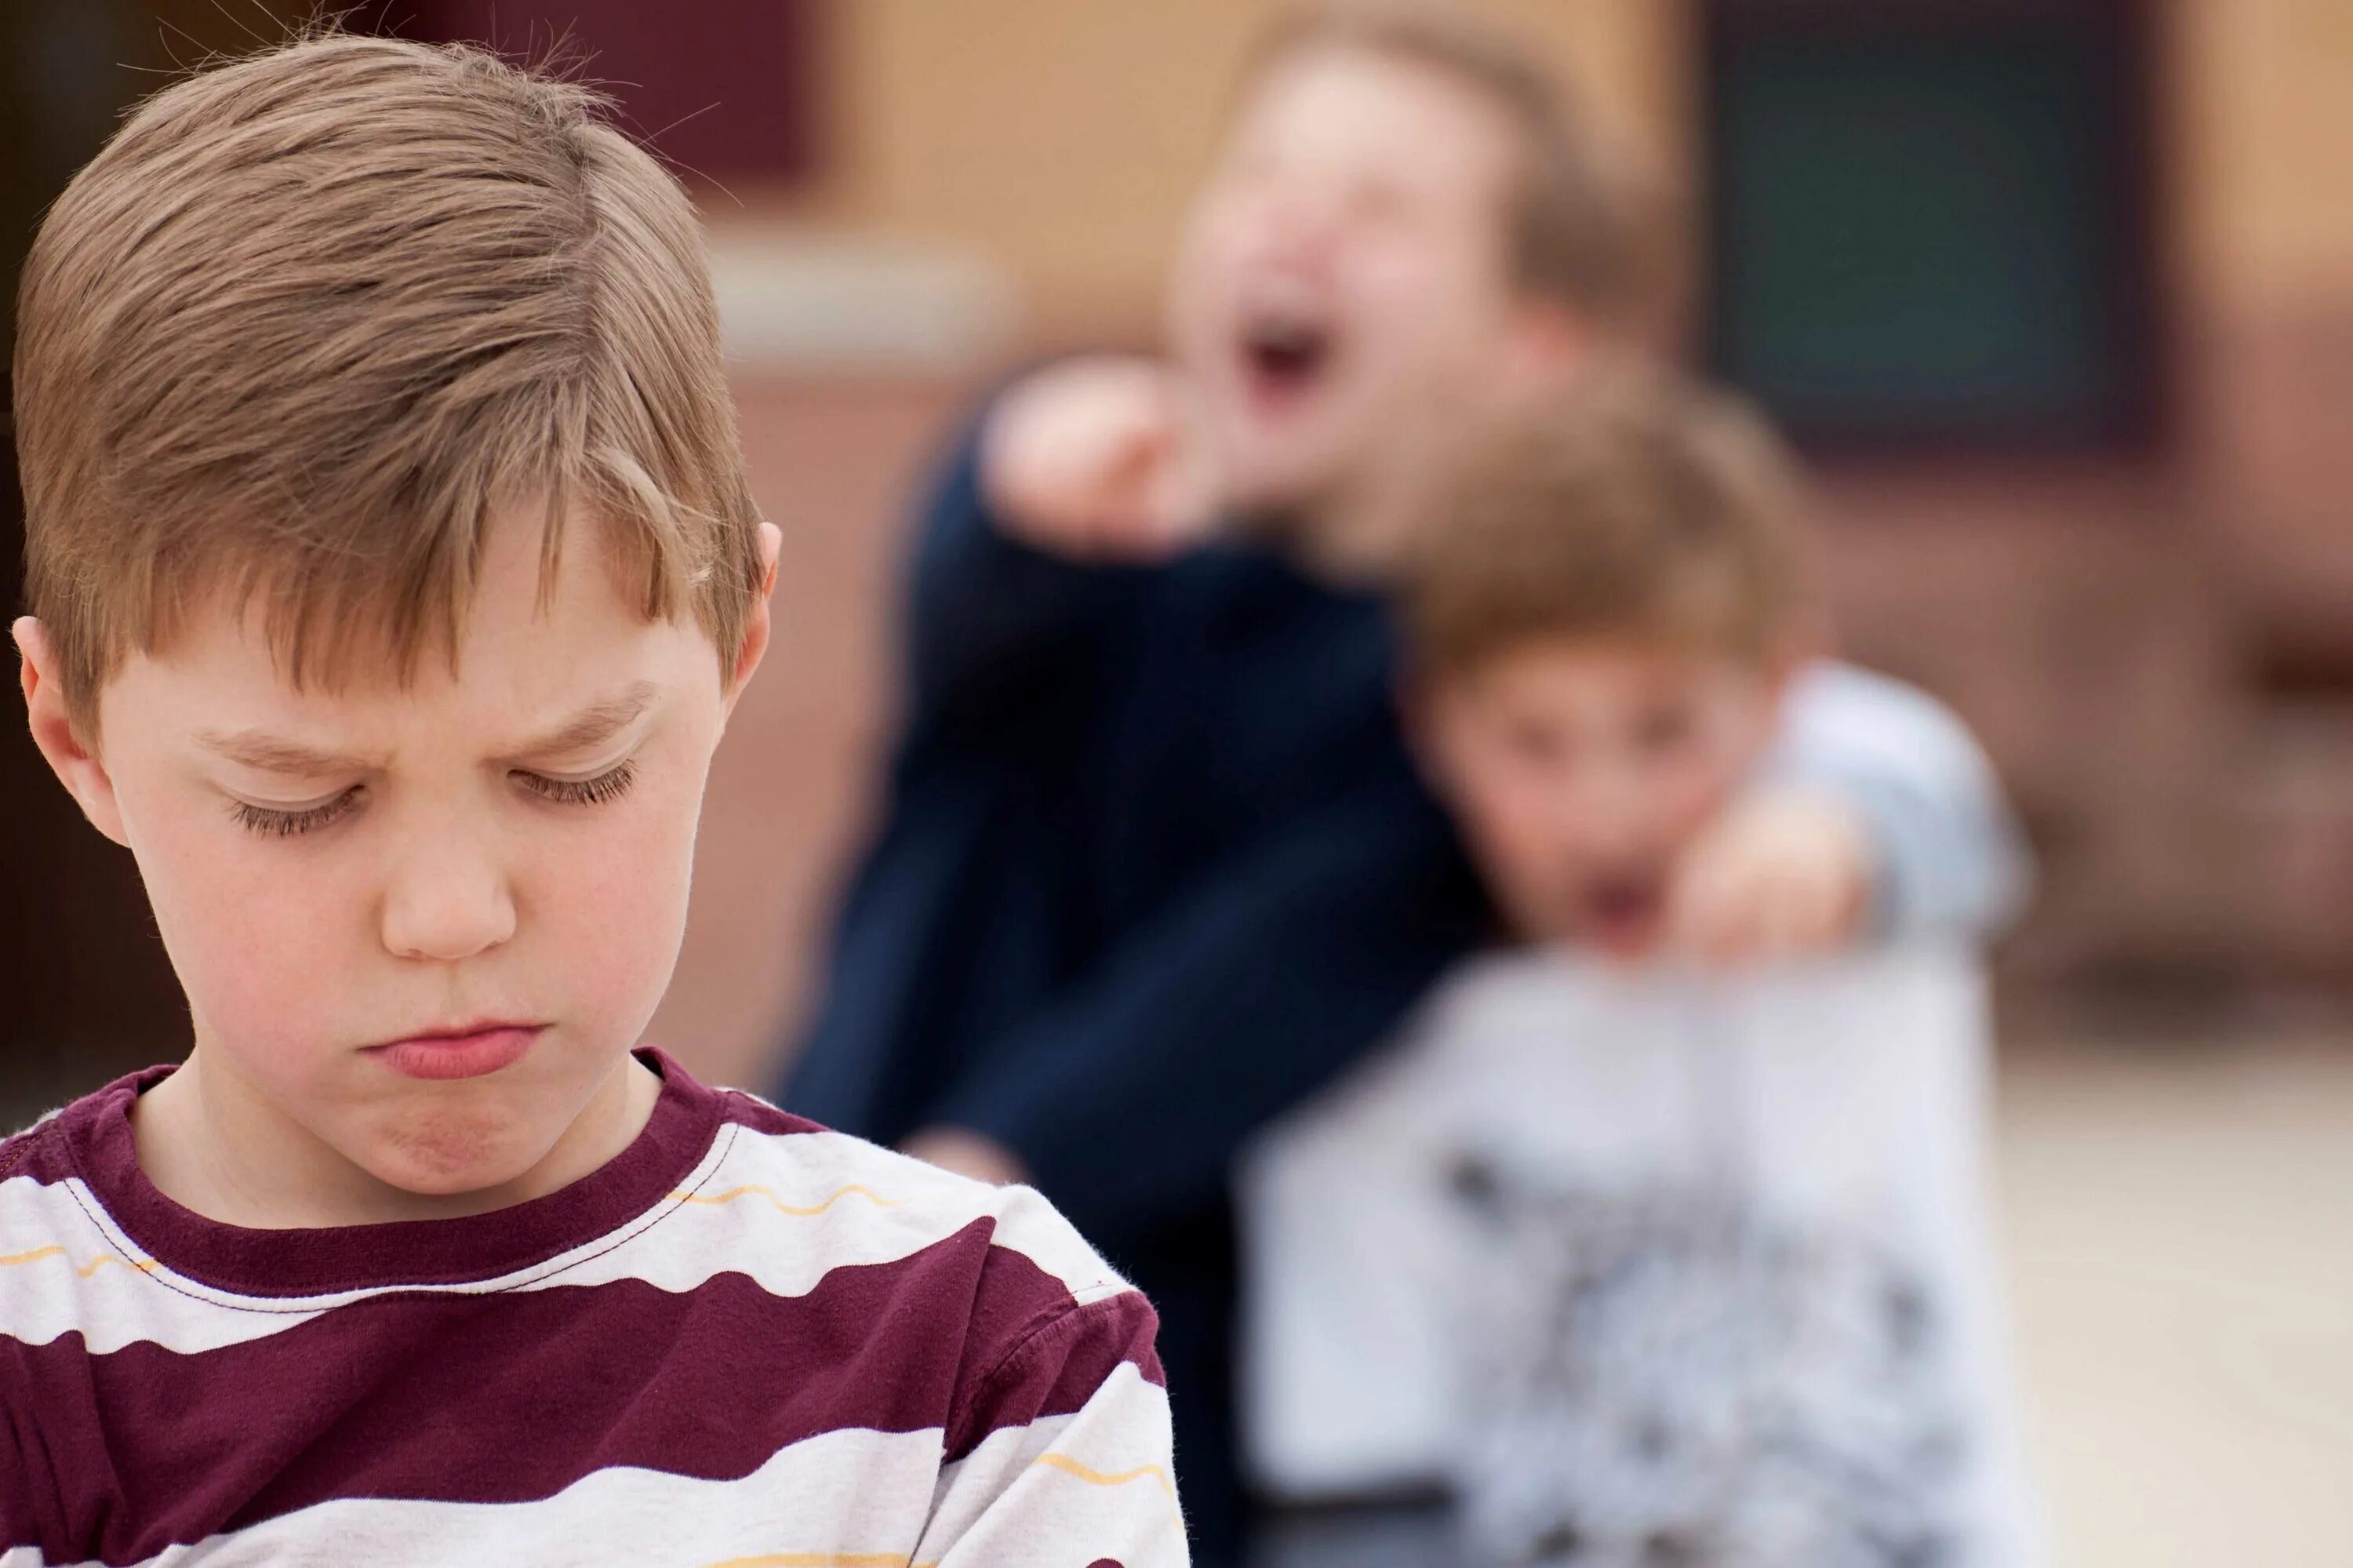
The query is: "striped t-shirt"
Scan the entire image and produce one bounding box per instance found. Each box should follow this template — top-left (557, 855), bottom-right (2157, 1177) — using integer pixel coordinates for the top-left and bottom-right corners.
top-left (0, 1050), bottom-right (1184, 1566)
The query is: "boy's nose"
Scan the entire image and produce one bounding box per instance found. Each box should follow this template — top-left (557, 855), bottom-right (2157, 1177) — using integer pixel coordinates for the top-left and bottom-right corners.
top-left (1249, 185), bottom-right (1343, 269)
top-left (380, 842), bottom-right (518, 963)
top-left (1564, 763), bottom-right (1643, 827)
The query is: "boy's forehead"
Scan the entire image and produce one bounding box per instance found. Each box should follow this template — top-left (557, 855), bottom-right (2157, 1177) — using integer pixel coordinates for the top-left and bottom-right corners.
top-left (1235, 44), bottom-right (1520, 173)
top-left (1458, 635), bottom-right (1763, 697)
top-left (114, 508), bottom-right (700, 738)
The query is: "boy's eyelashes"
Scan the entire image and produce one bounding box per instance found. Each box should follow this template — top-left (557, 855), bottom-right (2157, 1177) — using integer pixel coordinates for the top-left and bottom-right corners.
top-left (226, 758), bottom-right (642, 839)
top-left (231, 788), bottom-right (365, 839)
top-left (515, 758), bottom-right (639, 808)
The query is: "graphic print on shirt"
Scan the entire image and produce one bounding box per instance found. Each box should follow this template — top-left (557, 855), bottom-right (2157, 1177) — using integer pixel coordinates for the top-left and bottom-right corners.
top-left (1449, 1159), bottom-right (1967, 1568)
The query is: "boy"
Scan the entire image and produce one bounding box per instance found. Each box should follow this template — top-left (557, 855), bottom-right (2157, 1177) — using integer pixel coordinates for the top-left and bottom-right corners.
top-left (1242, 376), bottom-right (2038, 1566)
top-left (2, 36), bottom-right (1181, 1566)
top-left (785, 6), bottom-right (2024, 1555)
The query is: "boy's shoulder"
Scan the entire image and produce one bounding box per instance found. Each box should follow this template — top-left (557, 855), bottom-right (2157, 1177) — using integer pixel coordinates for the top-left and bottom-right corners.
top-left (691, 1088), bottom-right (1167, 1462)
top-left (702, 1085), bottom-right (1134, 1301)
top-left (692, 1086), bottom-right (1162, 1423)
top-left (0, 1067), bottom-right (151, 1194)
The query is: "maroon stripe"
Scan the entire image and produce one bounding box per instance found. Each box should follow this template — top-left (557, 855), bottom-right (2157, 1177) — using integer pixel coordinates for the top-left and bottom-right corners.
top-left (4, 1219), bottom-right (1160, 1565)
top-left (2, 1061), bottom-right (829, 1302)
top-left (946, 1290), bottom-right (1166, 1462)
top-left (38, 1050), bottom-right (733, 1297)
top-left (0, 1109), bottom-right (87, 1188)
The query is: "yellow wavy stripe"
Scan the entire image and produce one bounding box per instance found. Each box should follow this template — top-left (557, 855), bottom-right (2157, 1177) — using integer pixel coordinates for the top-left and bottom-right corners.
top-left (668, 1184), bottom-right (904, 1217)
top-left (0, 1245), bottom-right (158, 1278)
top-left (1033, 1451), bottom-right (1179, 1500)
top-left (704, 1457), bottom-right (1179, 1567)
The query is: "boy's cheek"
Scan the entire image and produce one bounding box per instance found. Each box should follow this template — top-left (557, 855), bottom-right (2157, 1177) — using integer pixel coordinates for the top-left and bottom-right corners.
top-left (1651, 755), bottom-right (1752, 846)
top-left (153, 846), bottom-right (370, 1058)
top-left (123, 760), bottom-right (703, 1055)
top-left (546, 849), bottom-right (691, 1017)
top-left (519, 798), bottom-right (704, 1016)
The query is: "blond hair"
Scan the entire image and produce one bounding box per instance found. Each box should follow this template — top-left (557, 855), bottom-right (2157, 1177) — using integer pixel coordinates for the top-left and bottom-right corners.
top-left (1254, 2), bottom-right (1640, 319)
top-left (14, 34), bottom-right (762, 732)
top-left (1406, 374), bottom-right (1813, 674)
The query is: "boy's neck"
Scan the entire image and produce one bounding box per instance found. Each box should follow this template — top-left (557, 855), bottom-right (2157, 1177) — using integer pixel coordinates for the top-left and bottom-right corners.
top-left (129, 1045), bottom-right (663, 1231)
top-left (1248, 486), bottom-right (1406, 591)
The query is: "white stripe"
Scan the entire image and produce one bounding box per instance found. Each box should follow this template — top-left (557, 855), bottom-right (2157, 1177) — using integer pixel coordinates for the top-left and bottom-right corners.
top-left (5, 1424), bottom-right (945, 1567)
top-left (918, 1360), bottom-right (1187, 1568)
top-left (0, 1175), bottom-right (328, 1355)
top-left (0, 1394), bottom-right (1185, 1567)
top-left (518, 1125), bottom-right (1126, 1305)
top-left (0, 1125), bottom-right (1128, 1357)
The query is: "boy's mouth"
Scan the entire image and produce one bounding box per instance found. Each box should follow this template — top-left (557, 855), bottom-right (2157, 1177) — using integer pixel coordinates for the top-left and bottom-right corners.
top-left (1578, 873), bottom-right (1669, 953)
top-left (1236, 305), bottom-right (1338, 414)
top-left (365, 1021), bottom-right (545, 1082)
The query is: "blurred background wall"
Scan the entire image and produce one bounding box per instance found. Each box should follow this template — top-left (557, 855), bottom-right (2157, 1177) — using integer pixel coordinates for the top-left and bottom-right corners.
top-left (9, 0), bottom-right (2352, 1082)
top-left (685, 0), bottom-right (2353, 1072)
top-left (3, 4), bottom-right (2350, 1558)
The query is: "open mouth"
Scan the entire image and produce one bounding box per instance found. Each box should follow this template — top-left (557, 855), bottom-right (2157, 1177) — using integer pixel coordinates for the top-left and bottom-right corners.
top-left (1580, 873), bottom-right (1669, 951)
top-left (1237, 311), bottom-right (1338, 411)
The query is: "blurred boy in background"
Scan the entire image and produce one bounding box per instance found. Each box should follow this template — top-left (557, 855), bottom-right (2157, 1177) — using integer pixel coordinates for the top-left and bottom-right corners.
top-left (784, 7), bottom-right (2026, 1556)
top-left (1242, 375), bottom-right (2037, 1566)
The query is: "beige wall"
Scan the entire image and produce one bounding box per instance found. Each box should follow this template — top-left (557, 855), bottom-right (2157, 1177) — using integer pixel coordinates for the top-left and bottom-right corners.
top-left (2173, 0), bottom-right (2353, 312)
top-left (755, 0), bottom-right (2353, 343)
top-left (674, 0), bottom-right (2353, 1048)
top-left (2168, 0), bottom-right (2353, 631)
top-left (782, 0), bottom-right (1684, 339)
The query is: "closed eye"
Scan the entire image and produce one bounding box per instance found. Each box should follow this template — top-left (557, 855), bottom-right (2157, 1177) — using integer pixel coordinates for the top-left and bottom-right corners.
top-left (514, 758), bottom-right (638, 807)
top-left (231, 788), bottom-right (363, 839)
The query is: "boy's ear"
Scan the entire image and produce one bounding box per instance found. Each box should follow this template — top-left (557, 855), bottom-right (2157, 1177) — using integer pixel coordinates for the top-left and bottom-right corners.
top-left (721, 522), bottom-right (784, 717)
top-left (13, 617), bottom-right (129, 846)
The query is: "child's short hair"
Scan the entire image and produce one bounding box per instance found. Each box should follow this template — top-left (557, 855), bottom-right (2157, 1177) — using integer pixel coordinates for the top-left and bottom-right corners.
top-left (1406, 374), bottom-right (1813, 675)
top-left (1253, 3), bottom-right (1640, 319)
top-left (13, 34), bottom-right (763, 732)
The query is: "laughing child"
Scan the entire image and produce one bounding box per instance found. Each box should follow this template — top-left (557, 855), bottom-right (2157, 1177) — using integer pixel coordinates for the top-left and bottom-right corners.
top-left (2, 35), bottom-right (1182, 1566)
top-left (1242, 375), bottom-right (2038, 1566)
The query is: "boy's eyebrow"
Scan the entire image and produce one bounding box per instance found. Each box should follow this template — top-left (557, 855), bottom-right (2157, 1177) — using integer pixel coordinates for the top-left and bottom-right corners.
top-left (507, 681), bottom-right (662, 759)
top-left (195, 682), bottom-right (661, 775)
top-left (197, 730), bottom-right (384, 777)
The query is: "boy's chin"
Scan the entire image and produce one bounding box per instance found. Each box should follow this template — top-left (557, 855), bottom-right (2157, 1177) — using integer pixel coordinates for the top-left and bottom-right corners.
top-left (1584, 926), bottom-right (1670, 966)
top-left (347, 1106), bottom-right (566, 1202)
top-left (1538, 904), bottom-right (1671, 964)
top-left (1215, 449), bottom-right (1327, 518)
top-left (1209, 408), bottom-right (1358, 511)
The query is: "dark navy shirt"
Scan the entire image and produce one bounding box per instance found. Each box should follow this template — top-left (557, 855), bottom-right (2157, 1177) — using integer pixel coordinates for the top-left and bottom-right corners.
top-left (787, 418), bottom-right (1489, 1241)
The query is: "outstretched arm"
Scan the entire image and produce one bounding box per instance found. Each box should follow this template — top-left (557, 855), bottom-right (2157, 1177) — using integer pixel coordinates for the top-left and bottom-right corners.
top-left (919, 773), bottom-right (1490, 1239)
top-left (784, 393), bottom-right (1147, 1140)
top-left (1774, 662), bottom-right (2033, 939)
top-left (897, 413), bottom-right (1147, 745)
